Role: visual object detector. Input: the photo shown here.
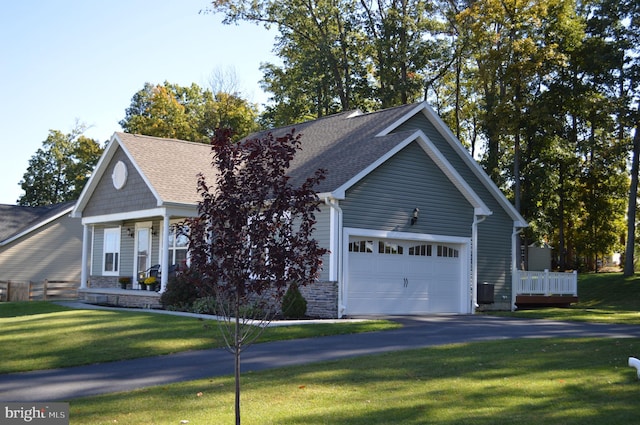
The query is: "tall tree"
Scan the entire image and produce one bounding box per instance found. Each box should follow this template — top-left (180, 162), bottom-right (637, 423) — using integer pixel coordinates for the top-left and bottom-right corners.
top-left (187, 128), bottom-right (327, 425)
top-left (18, 125), bottom-right (103, 206)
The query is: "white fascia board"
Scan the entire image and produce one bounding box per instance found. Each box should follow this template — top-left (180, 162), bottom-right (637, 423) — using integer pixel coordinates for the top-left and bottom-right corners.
top-left (0, 206), bottom-right (75, 246)
top-left (113, 134), bottom-right (164, 207)
top-left (80, 205), bottom-right (198, 225)
top-left (330, 130), bottom-right (492, 216)
top-left (375, 101), bottom-right (527, 228)
top-left (375, 102), bottom-right (429, 138)
top-left (72, 135), bottom-right (120, 217)
top-left (413, 131), bottom-right (492, 216)
top-left (330, 136), bottom-right (414, 199)
top-left (419, 104), bottom-right (529, 227)
top-left (72, 133), bottom-right (165, 218)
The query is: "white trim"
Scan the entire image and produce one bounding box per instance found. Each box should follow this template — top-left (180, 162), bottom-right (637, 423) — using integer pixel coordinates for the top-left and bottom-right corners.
top-left (0, 205), bottom-right (74, 246)
top-left (79, 206), bottom-right (198, 225)
top-left (133, 222), bottom-right (153, 288)
top-left (331, 130), bottom-right (492, 215)
top-left (342, 227), bottom-right (472, 315)
top-left (375, 103), bottom-right (428, 137)
top-left (374, 101), bottom-right (527, 227)
top-left (102, 227), bottom-right (121, 276)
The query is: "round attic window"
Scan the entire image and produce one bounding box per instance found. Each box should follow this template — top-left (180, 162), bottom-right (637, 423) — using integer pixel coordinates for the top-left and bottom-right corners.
top-left (112, 161), bottom-right (128, 190)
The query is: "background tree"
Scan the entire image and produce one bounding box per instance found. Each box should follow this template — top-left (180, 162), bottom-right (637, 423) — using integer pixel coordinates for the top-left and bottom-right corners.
top-left (18, 125), bottom-right (103, 206)
top-left (187, 128), bottom-right (327, 425)
top-left (119, 81), bottom-right (259, 142)
top-left (208, 0), bottom-right (638, 271)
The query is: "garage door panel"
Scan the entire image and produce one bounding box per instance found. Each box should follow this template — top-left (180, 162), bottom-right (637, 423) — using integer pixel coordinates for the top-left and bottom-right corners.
top-left (347, 237), bottom-right (465, 315)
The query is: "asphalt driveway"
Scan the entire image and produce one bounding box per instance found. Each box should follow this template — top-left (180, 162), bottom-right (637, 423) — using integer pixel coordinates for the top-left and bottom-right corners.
top-left (2, 314), bottom-right (640, 402)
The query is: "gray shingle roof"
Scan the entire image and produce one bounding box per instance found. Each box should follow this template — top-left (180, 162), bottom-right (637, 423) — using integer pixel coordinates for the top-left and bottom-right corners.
top-left (115, 103), bottom-right (421, 204)
top-left (0, 201), bottom-right (76, 243)
top-left (115, 132), bottom-right (216, 205)
top-left (246, 103), bottom-right (421, 193)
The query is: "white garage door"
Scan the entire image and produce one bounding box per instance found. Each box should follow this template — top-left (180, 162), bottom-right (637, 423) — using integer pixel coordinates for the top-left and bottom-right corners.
top-left (346, 237), bottom-right (466, 315)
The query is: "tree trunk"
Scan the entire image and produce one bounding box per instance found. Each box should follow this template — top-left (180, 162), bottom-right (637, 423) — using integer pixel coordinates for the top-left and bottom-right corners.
top-left (558, 162), bottom-right (566, 271)
top-left (624, 123), bottom-right (640, 276)
top-left (235, 293), bottom-right (241, 425)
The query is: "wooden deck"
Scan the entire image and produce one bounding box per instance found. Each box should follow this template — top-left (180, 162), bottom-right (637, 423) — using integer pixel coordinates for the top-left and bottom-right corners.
top-left (515, 294), bottom-right (578, 308)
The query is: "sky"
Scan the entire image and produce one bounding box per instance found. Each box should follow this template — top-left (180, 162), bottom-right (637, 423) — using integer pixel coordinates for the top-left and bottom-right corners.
top-left (0, 0), bottom-right (278, 205)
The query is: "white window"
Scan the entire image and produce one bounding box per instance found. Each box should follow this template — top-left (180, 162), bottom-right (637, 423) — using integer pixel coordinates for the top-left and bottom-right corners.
top-left (103, 228), bottom-right (120, 275)
top-left (169, 223), bottom-right (189, 269)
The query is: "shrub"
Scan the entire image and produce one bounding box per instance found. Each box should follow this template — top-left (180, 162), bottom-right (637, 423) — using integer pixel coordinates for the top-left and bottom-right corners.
top-left (281, 282), bottom-right (307, 318)
top-left (160, 269), bottom-right (200, 311)
top-left (191, 296), bottom-right (217, 315)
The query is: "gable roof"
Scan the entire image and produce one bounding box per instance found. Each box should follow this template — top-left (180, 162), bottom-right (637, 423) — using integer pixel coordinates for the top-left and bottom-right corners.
top-left (73, 133), bottom-right (214, 215)
top-left (74, 101), bottom-right (526, 227)
top-left (0, 201), bottom-right (76, 246)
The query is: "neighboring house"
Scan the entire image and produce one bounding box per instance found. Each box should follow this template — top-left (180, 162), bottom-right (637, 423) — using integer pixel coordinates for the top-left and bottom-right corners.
top-left (0, 201), bottom-right (82, 283)
top-left (72, 101), bottom-right (529, 317)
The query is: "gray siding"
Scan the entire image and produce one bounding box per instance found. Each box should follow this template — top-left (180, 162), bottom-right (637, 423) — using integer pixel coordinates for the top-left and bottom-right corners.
top-left (0, 215), bottom-right (82, 282)
top-left (83, 148), bottom-right (157, 217)
top-left (313, 205), bottom-right (332, 281)
top-left (342, 141), bottom-right (474, 237)
top-left (395, 115), bottom-right (515, 303)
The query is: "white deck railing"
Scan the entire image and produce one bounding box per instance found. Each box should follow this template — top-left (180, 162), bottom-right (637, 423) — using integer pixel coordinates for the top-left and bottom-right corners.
top-left (516, 270), bottom-right (578, 296)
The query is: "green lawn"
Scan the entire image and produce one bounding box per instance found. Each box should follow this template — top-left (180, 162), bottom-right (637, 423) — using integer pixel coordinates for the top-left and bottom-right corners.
top-left (0, 302), bottom-right (399, 374)
top-left (70, 337), bottom-right (640, 425)
top-left (5, 273), bottom-right (640, 424)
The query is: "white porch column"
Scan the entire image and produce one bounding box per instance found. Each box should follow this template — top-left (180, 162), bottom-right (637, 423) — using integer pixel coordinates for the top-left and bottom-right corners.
top-left (80, 224), bottom-right (91, 289)
top-left (160, 213), bottom-right (171, 292)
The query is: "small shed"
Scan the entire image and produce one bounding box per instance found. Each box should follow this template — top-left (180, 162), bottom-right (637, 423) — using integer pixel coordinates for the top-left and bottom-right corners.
top-left (528, 242), bottom-right (552, 271)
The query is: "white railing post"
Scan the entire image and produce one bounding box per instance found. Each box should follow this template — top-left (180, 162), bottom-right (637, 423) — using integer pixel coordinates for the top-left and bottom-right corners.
top-left (544, 269), bottom-right (549, 295)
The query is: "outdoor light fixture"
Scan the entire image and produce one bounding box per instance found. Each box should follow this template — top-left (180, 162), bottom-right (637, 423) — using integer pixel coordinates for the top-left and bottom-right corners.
top-left (151, 226), bottom-right (158, 236)
top-left (411, 208), bottom-right (419, 225)
top-left (126, 228), bottom-right (134, 238)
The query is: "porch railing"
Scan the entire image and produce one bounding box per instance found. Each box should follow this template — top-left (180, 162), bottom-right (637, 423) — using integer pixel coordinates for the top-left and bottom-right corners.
top-left (516, 270), bottom-right (578, 296)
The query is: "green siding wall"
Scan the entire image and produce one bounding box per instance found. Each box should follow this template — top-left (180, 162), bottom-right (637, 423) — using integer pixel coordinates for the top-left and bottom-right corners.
top-left (342, 141), bottom-right (475, 237)
top-left (395, 114), bottom-right (515, 303)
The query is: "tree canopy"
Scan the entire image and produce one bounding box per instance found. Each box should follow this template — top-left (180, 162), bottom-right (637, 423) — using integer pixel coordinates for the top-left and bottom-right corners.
top-left (119, 81), bottom-right (260, 142)
top-left (18, 125), bottom-right (103, 207)
top-left (208, 0), bottom-right (640, 272)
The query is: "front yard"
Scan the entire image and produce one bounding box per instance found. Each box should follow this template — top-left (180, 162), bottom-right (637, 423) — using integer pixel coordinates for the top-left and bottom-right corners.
top-left (2, 272), bottom-right (640, 424)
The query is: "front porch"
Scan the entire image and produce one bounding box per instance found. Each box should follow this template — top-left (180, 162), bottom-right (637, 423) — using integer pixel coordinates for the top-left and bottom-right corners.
top-left (515, 270), bottom-right (578, 307)
top-left (78, 287), bottom-right (161, 309)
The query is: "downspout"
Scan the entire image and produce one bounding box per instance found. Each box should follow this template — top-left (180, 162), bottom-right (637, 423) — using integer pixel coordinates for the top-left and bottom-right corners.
top-left (324, 197), bottom-right (344, 318)
top-left (511, 226), bottom-right (525, 311)
top-left (471, 213), bottom-right (488, 313)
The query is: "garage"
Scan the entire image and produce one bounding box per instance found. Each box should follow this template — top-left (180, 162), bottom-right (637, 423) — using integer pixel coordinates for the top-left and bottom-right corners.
top-left (346, 236), bottom-right (468, 315)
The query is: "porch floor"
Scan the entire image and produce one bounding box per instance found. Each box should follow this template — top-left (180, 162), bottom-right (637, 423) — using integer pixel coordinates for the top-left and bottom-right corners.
top-left (516, 295), bottom-right (578, 308)
top-left (78, 287), bottom-right (162, 309)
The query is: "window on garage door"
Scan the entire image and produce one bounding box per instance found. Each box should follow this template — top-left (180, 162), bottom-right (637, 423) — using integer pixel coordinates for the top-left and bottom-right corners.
top-left (436, 244), bottom-right (459, 258)
top-left (378, 241), bottom-right (403, 254)
top-left (349, 240), bottom-right (374, 253)
top-left (409, 244), bottom-right (432, 256)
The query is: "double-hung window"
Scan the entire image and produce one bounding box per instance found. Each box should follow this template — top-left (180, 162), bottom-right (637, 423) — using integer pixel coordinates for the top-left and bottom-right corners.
top-left (103, 228), bottom-right (120, 275)
top-left (168, 224), bottom-right (189, 269)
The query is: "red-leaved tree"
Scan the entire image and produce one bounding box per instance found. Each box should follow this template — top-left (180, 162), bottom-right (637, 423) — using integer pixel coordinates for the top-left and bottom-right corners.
top-left (187, 128), bottom-right (327, 425)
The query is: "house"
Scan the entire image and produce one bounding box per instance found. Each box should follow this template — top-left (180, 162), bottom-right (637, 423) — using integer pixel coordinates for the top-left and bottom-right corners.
top-left (72, 101), bottom-right (530, 316)
top-left (0, 201), bottom-right (82, 300)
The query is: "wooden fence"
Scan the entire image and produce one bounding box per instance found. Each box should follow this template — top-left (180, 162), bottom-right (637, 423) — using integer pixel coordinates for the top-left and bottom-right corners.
top-left (0, 280), bottom-right (79, 302)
